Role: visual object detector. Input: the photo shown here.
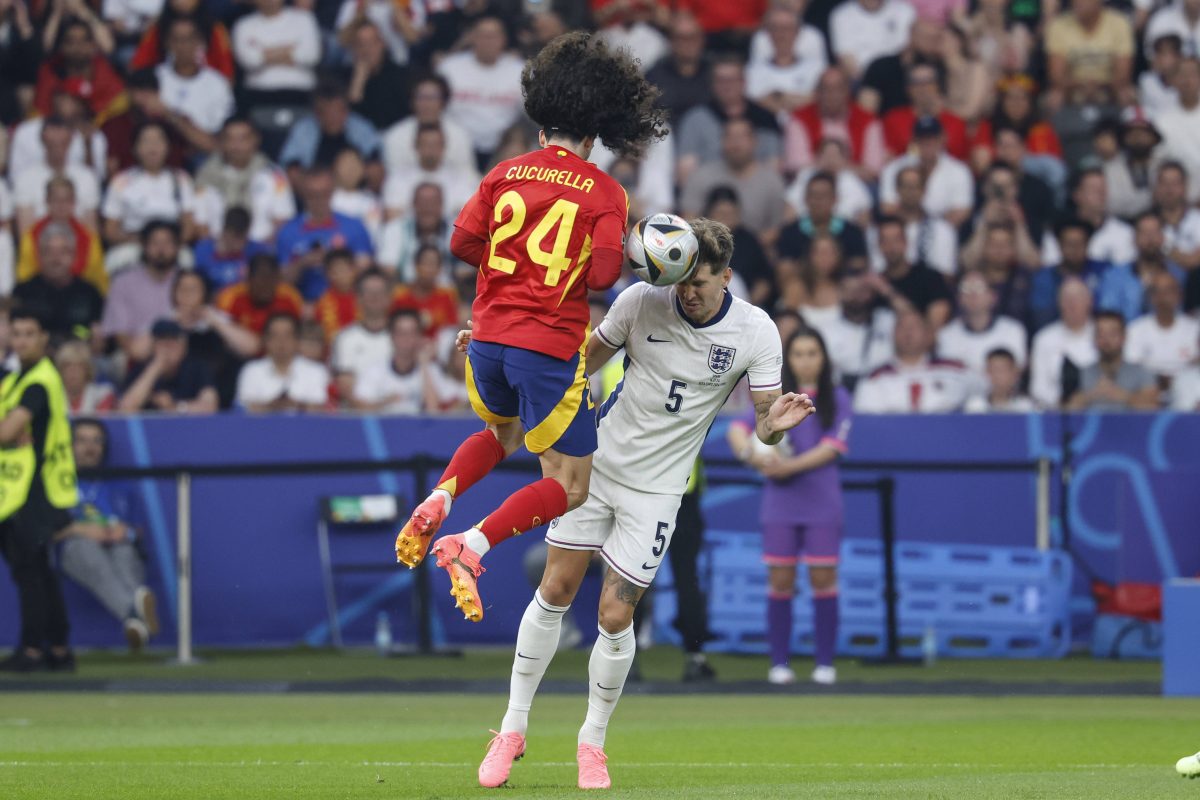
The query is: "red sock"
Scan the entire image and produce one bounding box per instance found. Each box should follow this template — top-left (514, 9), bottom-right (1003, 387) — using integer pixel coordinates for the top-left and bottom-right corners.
top-left (477, 478), bottom-right (568, 548)
top-left (436, 430), bottom-right (506, 498)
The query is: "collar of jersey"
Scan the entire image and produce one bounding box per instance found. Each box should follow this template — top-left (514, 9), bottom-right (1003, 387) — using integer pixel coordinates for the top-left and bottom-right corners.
top-left (674, 290), bottom-right (732, 330)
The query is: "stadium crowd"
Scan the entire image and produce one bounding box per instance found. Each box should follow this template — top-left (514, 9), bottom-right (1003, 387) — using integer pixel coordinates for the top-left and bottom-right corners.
top-left (1, 0), bottom-right (1199, 415)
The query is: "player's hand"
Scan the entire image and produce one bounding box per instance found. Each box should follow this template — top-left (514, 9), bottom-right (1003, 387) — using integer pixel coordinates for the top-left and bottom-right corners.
top-left (766, 392), bottom-right (815, 435)
top-left (455, 320), bottom-right (473, 353)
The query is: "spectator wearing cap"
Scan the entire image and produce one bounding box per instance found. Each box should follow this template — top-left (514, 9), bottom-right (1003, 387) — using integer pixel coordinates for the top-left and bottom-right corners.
top-left (676, 55), bottom-right (782, 187)
top-left (12, 118), bottom-right (101, 235)
top-left (854, 309), bottom-right (973, 412)
top-left (278, 78), bottom-right (382, 171)
top-left (380, 76), bottom-right (478, 179)
top-left (1042, 169), bottom-right (1134, 268)
top-left (879, 115), bottom-right (973, 228)
top-left (99, 69), bottom-right (189, 175)
top-left (1029, 277), bottom-right (1097, 408)
top-left (785, 67), bottom-right (887, 180)
top-left (857, 17), bottom-right (945, 118)
top-left (101, 221), bottom-right (184, 363)
top-left (130, 0), bottom-right (236, 80)
top-left (33, 18), bottom-right (127, 127)
top-left (13, 222), bottom-right (104, 342)
top-left (882, 63), bottom-right (970, 162)
top-left (235, 313), bottom-right (330, 413)
top-left (154, 17), bottom-right (234, 152)
top-left (1097, 212), bottom-right (1186, 322)
top-left (195, 117), bottom-right (296, 244)
top-left (870, 166), bottom-right (957, 277)
top-left (787, 139), bottom-right (873, 230)
top-left (645, 11), bottom-right (712, 125)
top-left (680, 118), bottom-right (787, 244)
top-left (969, 75), bottom-right (1063, 176)
top-left (1066, 311), bottom-right (1159, 411)
top-left (391, 245), bottom-right (459, 340)
top-left (1030, 219), bottom-right (1108, 332)
top-left (8, 89), bottom-right (108, 185)
top-left (705, 186), bottom-right (775, 307)
top-left (381, 124), bottom-right (477, 222)
top-left (937, 270), bottom-right (1028, 382)
top-left (101, 121), bottom-right (197, 247)
top-left (118, 319), bottom-right (219, 414)
top-left (55, 341), bottom-right (116, 414)
top-left (16, 177), bottom-right (107, 294)
top-left (1153, 58), bottom-right (1200, 202)
top-left (745, 3), bottom-right (826, 117)
top-left (1124, 272), bottom-right (1199, 386)
top-left (193, 207), bottom-right (269, 291)
top-left (1144, 0), bottom-right (1200, 61)
top-left (1140, 33), bottom-right (1183, 117)
top-left (873, 215), bottom-right (953, 328)
top-left (1153, 161), bottom-right (1200, 271)
top-left (232, 0), bottom-right (322, 107)
top-left (1044, 0), bottom-right (1134, 110)
top-left (275, 165), bottom-right (372, 301)
top-left (829, 0), bottom-right (916, 80)
top-left (437, 16), bottom-right (525, 166)
top-left (215, 252), bottom-right (304, 336)
top-left (777, 171), bottom-right (868, 274)
top-left (964, 348), bottom-right (1037, 412)
top-left (345, 21), bottom-right (411, 132)
top-left (1103, 108), bottom-right (1163, 220)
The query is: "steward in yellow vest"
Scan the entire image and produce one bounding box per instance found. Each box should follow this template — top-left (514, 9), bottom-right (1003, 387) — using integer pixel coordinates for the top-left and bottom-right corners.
top-left (0, 309), bottom-right (79, 673)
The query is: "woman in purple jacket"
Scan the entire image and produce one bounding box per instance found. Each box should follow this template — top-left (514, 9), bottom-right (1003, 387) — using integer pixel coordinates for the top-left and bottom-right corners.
top-left (728, 328), bottom-right (852, 685)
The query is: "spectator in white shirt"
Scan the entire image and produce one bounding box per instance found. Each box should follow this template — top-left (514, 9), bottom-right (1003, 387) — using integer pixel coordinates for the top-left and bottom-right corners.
top-left (103, 0), bottom-right (164, 40)
top-left (787, 139), bottom-right (872, 227)
top-left (830, 0), bottom-right (916, 79)
top-left (1154, 57), bottom-right (1200, 202)
top-left (965, 348), bottom-right (1037, 412)
top-left (383, 124), bottom-right (477, 221)
top-left (1041, 168), bottom-right (1135, 267)
top-left (437, 15), bottom-right (525, 164)
top-left (377, 182), bottom-right (455, 283)
top-left (154, 17), bottom-right (234, 147)
top-left (331, 149), bottom-right (383, 244)
top-left (195, 117), bottom-right (295, 243)
top-left (937, 270), bottom-right (1029, 379)
top-left (237, 313), bottom-right (330, 412)
top-left (1029, 277), bottom-right (1098, 408)
top-left (854, 309), bottom-right (975, 412)
top-left (1170, 356), bottom-right (1200, 410)
top-left (232, 0), bottom-right (322, 105)
top-left (351, 308), bottom-right (447, 414)
top-left (824, 269), bottom-right (895, 389)
top-left (1140, 33), bottom-right (1182, 117)
top-left (1155, 160), bottom-right (1200, 271)
top-left (13, 117), bottom-right (101, 234)
top-left (745, 3), bottom-right (827, 116)
top-left (7, 90), bottom-right (107, 183)
top-left (879, 115), bottom-right (974, 228)
top-left (871, 165), bottom-right (958, 276)
top-left (380, 75), bottom-right (477, 178)
top-left (101, 120), bottom-right (196, 246)
top-left (1124, 271), bottom-right (1200, 383)
top-left (332, 267), bottom-right (393, 383)
top-left (595, 0), bottom-right (667, 73)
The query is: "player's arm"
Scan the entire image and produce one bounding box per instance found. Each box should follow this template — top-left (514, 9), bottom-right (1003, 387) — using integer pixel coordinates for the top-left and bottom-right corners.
top-left (750, 388), bottom-right (815, 447)
top-left (450, 178), bottom-right (494, 267)
top-left (584, 197), bottom-right (628, 292)
top-left (584, 331), bottom-right (620, 377)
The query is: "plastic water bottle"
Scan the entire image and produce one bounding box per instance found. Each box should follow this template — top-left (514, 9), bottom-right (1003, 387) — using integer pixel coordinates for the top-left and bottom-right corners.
top-left (375, 611), bottom-right (392, 657)
top-left (921, 625), bottom-right (937, 666)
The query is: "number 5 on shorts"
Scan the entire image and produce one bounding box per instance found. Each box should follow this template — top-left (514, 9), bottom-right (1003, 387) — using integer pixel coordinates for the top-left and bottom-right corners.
top-left (652, 521), bottom-right (668, 557)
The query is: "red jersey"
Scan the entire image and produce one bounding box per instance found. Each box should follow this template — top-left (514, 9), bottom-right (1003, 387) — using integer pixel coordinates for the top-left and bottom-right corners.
top-left (216, 282), bottom-right (304, 335)
top-left (391, 285), bottom-right (459, 338)
top-left (313, 287), bottom-right (359, 338)
top-left (454, 146), bottom-right (628, 361)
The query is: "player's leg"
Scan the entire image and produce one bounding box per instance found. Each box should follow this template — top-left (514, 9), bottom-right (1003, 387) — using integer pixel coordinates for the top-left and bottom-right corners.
top-left (763, 524), bottom-right (802, 684)
top-left (395, 341), bottom-right (522, 568)
top-left (804, 524), bottom-right (842, 686)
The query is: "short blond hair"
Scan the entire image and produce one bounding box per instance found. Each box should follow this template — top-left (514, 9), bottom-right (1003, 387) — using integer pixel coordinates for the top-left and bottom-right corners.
top-left (54, 340), bottom-right (94, 381)
top-left (689, 217), bottom-right (734, 274)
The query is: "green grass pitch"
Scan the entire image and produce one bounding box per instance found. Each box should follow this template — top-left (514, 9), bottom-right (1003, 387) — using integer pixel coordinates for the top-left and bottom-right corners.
top-left (0, 651), bottom-right (1197, 799)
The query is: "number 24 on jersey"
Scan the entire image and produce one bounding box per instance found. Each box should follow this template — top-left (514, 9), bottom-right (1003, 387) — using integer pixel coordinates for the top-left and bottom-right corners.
top-left (487, 189), bottom-right (584, 287)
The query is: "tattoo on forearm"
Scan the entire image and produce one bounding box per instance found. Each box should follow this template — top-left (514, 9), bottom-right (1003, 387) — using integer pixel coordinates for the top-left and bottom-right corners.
top-left (604, 567), bottom-right (645, 607)
top-left (754, 398), bottom-right (773, 420)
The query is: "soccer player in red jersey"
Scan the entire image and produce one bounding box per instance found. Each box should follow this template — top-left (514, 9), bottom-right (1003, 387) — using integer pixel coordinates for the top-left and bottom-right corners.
top-left (393, 32), bottom-right (667, 622)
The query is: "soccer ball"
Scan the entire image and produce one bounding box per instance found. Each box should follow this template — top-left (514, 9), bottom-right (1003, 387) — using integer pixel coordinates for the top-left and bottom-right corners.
top-left (626, 213), bottom-right (700, 286)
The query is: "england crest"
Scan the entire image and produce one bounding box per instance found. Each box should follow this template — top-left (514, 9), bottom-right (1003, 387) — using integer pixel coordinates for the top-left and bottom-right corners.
top-left (708, 344), bottom-right (736, 374)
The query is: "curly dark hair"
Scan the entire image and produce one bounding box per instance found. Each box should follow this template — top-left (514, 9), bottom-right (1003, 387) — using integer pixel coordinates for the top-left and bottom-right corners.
top-left (522, 32), bottom-right (667, 159)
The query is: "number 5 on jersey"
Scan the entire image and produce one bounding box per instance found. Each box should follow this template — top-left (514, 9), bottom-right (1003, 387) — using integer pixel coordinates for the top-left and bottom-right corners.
top-left (665, 380), bottom-right (686, 414)
top-left (487, 189), bottom-right (581, 287)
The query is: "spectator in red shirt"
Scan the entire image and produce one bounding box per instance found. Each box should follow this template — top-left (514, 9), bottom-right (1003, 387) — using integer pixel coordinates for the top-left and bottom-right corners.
top-left (216, 253), bottom-right (304, 335)
top-left (969, 74), bottom-right (1064, 173)
top-left (881, 63), bottom-right (969, 161)
top-left (34, 18), bottom-right (128, 127)
top-left (100, 69), bottom-right (189, 175)
top-left (129, 0), bottom-right (235, 80)
top-left (312, 248), bottom-right (360, 339)
top-left (391, 245), bottom-right (459, 339)
top-left (785, 66), bottom-right (888, 179)
top-left (676, 0), bottom-right (768, 51)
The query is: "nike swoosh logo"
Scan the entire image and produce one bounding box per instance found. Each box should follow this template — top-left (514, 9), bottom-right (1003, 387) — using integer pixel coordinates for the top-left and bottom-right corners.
top-left (641, 562), bottom-right (658, 571)
top-left (646, 334), bottom-right (671, 343)
top-left (517, 652), bottom-right (537, 660)
top-left (596, 683), bottom-right (621, 690)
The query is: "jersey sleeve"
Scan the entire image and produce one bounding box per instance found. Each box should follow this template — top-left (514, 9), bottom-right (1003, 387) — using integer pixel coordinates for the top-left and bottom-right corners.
top-left (453, 168), bottom-right (493, 243)
top-left (746, 316), bottom-right (783, 393)
top-left (594, 283), bottom-right (645, 350)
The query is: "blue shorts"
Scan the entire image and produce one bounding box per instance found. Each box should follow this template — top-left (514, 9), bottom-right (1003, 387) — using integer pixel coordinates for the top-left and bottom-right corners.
top-left (465, 340), bottom-right (597, 457)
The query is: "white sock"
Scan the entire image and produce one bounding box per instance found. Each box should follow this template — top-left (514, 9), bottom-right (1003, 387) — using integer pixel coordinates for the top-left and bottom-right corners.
top-left (463, 527), bottom-right (490, 556)
top-left (430, 488), bottom-right (453, 515)
top-left (500, 590), bottom-right (569, 735)
top-left (578, 624), bottom-right (635, 747)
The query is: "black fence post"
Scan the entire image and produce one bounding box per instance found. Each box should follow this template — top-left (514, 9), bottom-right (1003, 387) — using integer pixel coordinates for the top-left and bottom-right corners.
top-left (879, 476), bottom-right (900, 661)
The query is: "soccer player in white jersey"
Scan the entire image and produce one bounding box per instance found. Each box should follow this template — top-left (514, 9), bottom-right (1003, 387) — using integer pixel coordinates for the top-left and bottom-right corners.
top-left (472, 219), bottom-right (815, 790)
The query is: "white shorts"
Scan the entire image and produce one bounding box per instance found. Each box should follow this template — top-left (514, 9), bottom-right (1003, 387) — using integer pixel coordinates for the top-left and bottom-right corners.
top-left (544, 468), bottom-right (683, 588)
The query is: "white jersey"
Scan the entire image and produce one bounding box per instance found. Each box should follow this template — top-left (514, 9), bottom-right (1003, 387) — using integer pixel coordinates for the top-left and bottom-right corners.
top-left (592, 284), bottom-right (782, 495)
